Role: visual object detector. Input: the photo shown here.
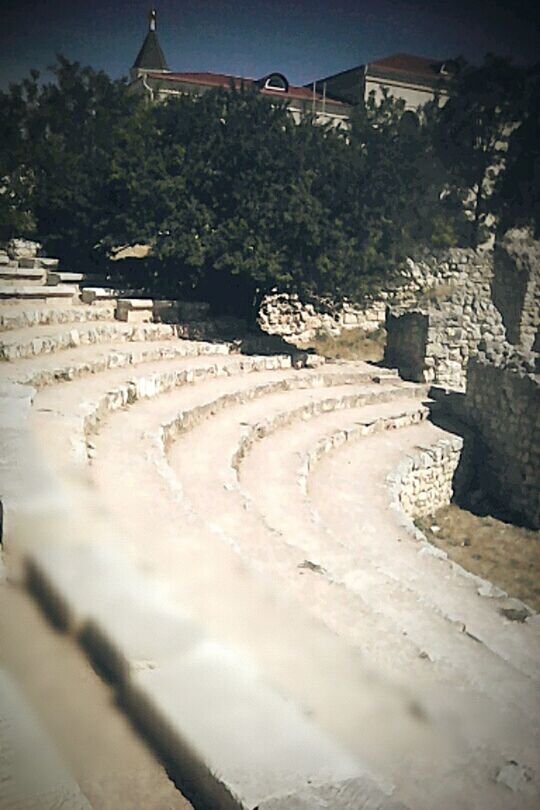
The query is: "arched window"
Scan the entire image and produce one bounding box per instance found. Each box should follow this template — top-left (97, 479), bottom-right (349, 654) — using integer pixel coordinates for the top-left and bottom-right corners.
top-left (259, 73), bottom-right (289, 92)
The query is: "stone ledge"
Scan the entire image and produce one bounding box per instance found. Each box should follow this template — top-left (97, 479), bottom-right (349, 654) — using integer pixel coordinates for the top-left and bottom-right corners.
top-left (0, 284), bottom-right (76, 301)
top-left (22, 526), bottom-right (398, 810)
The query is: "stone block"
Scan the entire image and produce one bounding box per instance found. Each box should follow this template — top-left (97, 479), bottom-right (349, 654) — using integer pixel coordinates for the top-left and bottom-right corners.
top-left (0, 265), bottom-right (44, 282)
top-left (0, 283), bottom-right (75, 300)
top-left (81, 286), bottom-right (118, 304)
top-left (7, 238), bottom-right (41, 260)
top-left (115, 297), bottom-right (154, 323)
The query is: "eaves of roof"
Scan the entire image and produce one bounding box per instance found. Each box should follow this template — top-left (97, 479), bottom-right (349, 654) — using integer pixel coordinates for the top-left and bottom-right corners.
top-left (145, 71), bottom-right (351, 109)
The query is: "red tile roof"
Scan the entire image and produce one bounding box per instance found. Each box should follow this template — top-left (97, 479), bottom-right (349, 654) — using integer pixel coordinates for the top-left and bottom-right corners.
top-left (146, 71), bottom-right (349, 107)
top-left (368, 53), bottom-right (445, 80)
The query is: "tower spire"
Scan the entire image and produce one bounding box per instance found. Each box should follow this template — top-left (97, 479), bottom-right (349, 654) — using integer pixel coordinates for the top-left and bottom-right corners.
top-left (131, 7), bottom-right (169, 78)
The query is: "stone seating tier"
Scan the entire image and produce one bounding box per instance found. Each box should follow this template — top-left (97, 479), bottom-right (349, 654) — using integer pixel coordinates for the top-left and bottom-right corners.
top-left (1, 280), bottom-right (539, 810)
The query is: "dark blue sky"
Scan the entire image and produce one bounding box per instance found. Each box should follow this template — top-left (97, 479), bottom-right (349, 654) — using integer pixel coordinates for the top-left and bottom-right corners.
top-left (1, 0), bottom-right (539, 89)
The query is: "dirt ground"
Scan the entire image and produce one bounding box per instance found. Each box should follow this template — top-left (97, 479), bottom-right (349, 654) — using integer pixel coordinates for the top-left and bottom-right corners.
top-left (300, 326), bottom-right (386, 362)
top-left (417, 504), bottom-right (540, 611)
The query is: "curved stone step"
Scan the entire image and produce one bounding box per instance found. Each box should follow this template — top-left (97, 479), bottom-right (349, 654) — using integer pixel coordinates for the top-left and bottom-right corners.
top-left (0, 303), bottom-right (115, 332)
top-left (0, 320), bottom-right (187, 361)
top-left (300, 423), bottom-right (540, 680)
top-left (163, 386), bottom-right (540, 686)
top-left (0, 283), bottom-right (76, 301)
top-left (1, 337), bottom-right (233, 389)
top-left (86, 381), bottom-right (540, 810)
top-left (0, 266), bottom-right (45, 283)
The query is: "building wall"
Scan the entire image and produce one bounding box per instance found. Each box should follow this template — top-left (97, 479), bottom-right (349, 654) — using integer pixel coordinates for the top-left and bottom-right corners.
top-left (365, 77), bottom-right (437, 109)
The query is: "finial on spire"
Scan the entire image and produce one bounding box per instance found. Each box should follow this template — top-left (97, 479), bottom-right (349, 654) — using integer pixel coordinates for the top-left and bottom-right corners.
top-left (149, 8), bottom-right (157, 32)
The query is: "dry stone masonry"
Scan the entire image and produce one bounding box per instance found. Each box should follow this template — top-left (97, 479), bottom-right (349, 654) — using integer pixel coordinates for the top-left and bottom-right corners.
top-left (385, 248), bottom-right (507, 390)
top-left (390, 435), bottom-right (471, 520)
top-left (257, 292), bottom-right (386, 343)
top-left (492, 228), bottom-right (540, 352)
top-left (385, 230), bottom-right (539, 391)
top-left (257, 248), bottom-right (507, 347)
top-left (463, 352), bottom-right (540, 529)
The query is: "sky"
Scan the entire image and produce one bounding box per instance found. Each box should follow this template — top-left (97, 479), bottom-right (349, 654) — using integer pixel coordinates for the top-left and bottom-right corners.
top-left (1, 0), bottom-right (539, 89)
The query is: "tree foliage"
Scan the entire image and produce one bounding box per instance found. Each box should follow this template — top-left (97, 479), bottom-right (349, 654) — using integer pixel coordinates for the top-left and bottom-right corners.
top-left (432, 54), bottom-right (525, 246)
top-left (0, 57), bottom-right (140, 264)
top-left (496, 63), bottom-right (540, 237)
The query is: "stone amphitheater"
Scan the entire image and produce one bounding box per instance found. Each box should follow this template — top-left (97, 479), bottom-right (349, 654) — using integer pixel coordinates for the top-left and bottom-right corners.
top-left (0, 237), bottom-right (539, 810)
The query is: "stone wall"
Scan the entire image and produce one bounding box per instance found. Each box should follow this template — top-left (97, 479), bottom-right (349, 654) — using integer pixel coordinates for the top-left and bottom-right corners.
top-left (257, 293), bottom-right (386, 343)
top-left (257, 250), bottom-right (491, 344)
top-left (460, 352), bottom-right (540, 529)
top-left (385, 231), bottom-right (540, 391)
top-left (388, 435), bottom-right (470, 520)
top-left (385, 248), bottom-right (507, 390)
top-left (492, 228), bottom-right (540, 352)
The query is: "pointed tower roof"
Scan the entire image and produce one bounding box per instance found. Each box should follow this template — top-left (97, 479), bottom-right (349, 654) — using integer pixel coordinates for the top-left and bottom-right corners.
top-left (132, 9), bottom-right (169, 72)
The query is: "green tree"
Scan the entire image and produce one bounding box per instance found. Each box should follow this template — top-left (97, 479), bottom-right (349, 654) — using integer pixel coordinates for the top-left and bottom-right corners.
top-left (496, 63), bottom-right (540, 237)
top-left (0, 57), bottom-right (142, 265)
top-left (0, 70), bottom-right (41, 240)
top-left (432, 54), bottom-right (525, 246)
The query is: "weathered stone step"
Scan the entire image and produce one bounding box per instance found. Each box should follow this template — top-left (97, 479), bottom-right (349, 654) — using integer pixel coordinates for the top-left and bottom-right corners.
top-left (30, 361), bottom-right (384, 472)
top-left (0, 320), bottom-right (187, 361)
top-left (0, 666), bottom-right (91, 809)
top-left (1, 338), bottom-right (233, 389)
top-left (46, 270), bottom-right (106, 286)
top-left (306, 422), bottom-right (540, 680)
top-left (0, 266), bottom-right (45, 283)
top-left (87, 383), bottom-right (540, 810)
top-left (0, 303), bottom-right (115, 332)
top-left (166, 387), bottom-right (539, 685)
top-left (115, 298), bottom-right (213, 325)
top-left (25, 538), bottom-right (401, 810)
top-left (81, 286), bottom-right (145, 304)
top-left (18, 256), bottom-right (59, 270)
top-left (0, 283), bottom-right (76, 301)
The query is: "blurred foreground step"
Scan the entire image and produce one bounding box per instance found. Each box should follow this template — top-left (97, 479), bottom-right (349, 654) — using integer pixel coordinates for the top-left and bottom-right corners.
top-left (26, 540), bottom-right (405, 810)
top-left (0, 666), bottom-right (92, 809)
top-left (126, 642), bottom-right (405, 810)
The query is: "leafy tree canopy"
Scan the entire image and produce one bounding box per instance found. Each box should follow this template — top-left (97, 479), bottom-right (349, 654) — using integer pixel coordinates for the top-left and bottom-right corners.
top-left (432, 54), bottom-right (526, 246)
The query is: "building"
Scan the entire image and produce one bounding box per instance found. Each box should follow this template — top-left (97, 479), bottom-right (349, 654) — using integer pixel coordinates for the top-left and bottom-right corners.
top-left (311, 53), bottom-right (457, 110)
top-left (129, 10), bottom-right (351, 127)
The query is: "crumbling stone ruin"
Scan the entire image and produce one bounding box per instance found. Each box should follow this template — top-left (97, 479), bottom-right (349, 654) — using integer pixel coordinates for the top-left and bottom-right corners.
top-left (384, 228), bottom-right (539, 528)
